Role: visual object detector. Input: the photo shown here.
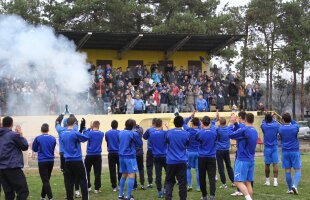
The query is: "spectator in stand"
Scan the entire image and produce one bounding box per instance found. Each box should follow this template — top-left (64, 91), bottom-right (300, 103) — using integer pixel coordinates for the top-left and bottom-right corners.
top-left (152, 69), bottom-right (162, 84)
top-left (168, 91), bottom-right (175, 113)
top-left (134, 94), bottom-right (145, 114)
top-left (145, 96), bottom-right (157, 114)
top-left (253, 85), bottom-right (263, 109)
top-left (246, 84), bottom-right (254, 111)
top-left (160, 89), bottom-right (168, 113)
top-left (125, 94), bottom-right (135, 114)
top-left (186, 88), bottom-right (195, 112)
top-left (203, 87), bottom-right (213, 111)
top-left (239, 82), bottom-right (247, 110)
top-left (196, 95), bottom-right (208, 112)
top-left (216, 87), bottom-right (225, 112)
top-left (153, 89), bottom-right (160, 112)
top-left (177, 89), bottom-right (185, 112)
top-left (228, 81), bottom-right (238, 107)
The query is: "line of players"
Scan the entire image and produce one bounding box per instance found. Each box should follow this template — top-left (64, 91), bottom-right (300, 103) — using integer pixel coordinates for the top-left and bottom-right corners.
top-left (26, 110), bottom-right (302, 200)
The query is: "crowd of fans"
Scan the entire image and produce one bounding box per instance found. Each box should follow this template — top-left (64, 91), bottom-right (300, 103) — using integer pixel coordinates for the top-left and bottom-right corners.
top-left (0, 63), bottom-right (264, 115)
top-left (88, 64), bottom-right (264, 114)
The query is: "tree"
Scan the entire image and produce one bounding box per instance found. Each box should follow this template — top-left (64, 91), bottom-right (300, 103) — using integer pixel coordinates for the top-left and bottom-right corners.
top-left (279, 0), bottom-right (310, 119)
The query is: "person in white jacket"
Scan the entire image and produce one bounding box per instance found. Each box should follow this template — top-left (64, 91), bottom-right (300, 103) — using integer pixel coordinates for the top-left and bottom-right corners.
top-left (125, 94), bottom-right (135, 114)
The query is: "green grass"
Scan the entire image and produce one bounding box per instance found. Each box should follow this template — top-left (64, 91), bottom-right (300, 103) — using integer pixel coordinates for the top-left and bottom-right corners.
top-left (14, 154), bottom-right (310, 200)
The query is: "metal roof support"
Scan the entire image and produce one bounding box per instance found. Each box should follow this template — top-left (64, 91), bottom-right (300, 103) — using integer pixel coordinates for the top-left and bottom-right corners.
top-left (209, 36), bottom-right (238, 55)
top-left (117, 34), bottom-right (143, 60)
top-left (164, 35), bottom-right (191, 60)
top-left (77, 32), bottom-right (92, 50)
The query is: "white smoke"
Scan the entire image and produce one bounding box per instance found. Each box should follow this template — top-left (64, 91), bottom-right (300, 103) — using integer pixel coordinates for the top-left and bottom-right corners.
top-left (0, 15), bottom-right (91, 115)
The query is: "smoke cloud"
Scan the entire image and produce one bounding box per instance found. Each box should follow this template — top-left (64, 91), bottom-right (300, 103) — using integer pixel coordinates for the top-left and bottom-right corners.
top-left (0, 15), bottom-right (91, 115)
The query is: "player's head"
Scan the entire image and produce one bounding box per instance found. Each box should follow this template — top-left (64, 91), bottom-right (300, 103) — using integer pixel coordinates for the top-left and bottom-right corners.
top-left (201, 116), bottom-right (211, 127)
top-left (155, 118), bottom-right (162, 128)
top-left (192, 117), bottom-right (200, 127)
top-left (2, 116), bottom-right (13, 128)
top-left (66, 117), bottom-right (76, 127)
top-left (152, 118), bottom-right (157, 126)
top-left (174, 116), bottom-right (184, 128)
top-left (245, 113), bottom-right (254, 124)
top-left (125, 119), bottom-right (136, 130)
top-left (238, 111), bottom-right (246, 122)
top-left (41, 123), bottom-right (49, 133)
top-left (92, 121), bottom-right (100, 129)
top-left (219, 117), bottom-right (226, 126)
top-left (111, 120), bottom-right (118, 129)
top-left (265, 113), bottom-right (273, 123)
top-left (282, 112), bottom-right (291, 123)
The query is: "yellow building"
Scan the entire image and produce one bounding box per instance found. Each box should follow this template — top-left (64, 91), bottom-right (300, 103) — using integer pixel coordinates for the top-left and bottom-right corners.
top-left (58, 31), bottom-right (243, 72)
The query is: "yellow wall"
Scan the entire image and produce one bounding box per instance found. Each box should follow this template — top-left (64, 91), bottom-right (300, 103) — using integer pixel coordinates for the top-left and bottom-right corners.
top-left (82, 49), bottom-right (208, 71)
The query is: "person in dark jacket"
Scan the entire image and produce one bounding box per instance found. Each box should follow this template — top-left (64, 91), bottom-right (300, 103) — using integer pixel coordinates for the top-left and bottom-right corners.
top-left (106, 120), bottom-right (121, 191)
top-left (160, 89), bottom-right (169, 113)
top-left (228, 81), bottom-right (239, 107)
top-left (0, 116), bottom-right (29, 200)
top-left (32, 123), bottom-right (56, 200)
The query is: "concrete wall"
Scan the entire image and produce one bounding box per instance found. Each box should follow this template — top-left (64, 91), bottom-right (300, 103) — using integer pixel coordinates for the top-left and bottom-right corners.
top-left (14, 112), bottom-right (263, 166)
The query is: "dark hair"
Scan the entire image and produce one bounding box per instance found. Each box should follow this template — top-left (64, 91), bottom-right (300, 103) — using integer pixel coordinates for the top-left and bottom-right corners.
top-left (155, 118), bottom-right (162, 128)
top-left (201, 116), bottom-right (211, 126)
top-left (238, 111), bottom-right (246, 120)
top-left (111, 120), bottom-right (118, 129)
top-left (192, 117), bottom-right (200, 126)
top-left (125, 119), bottom-right (135, 130)
top-left (92, 121), bottom-right (100, 128)
top-left (219, 117), bottom-right (226, 126)
top-left (152, 118), bottom-right (157, 125)
top-left (246, 113), bottom-right (254, 124)
top-left (2, 116), bottom-right (13, 128)
top-left (41, 123), bottom-right (49, 133)
top-left (174, 116), bottom-right (184, 128)
top-left (66, 117), bottom-right (76, 126)
top-left (282, 113), bottom-right (291, 123)
top-left (265, 113), bottom-right (273, 123)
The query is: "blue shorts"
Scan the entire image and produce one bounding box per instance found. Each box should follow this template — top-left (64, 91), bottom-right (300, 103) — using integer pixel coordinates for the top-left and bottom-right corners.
top-left (119, 158), bottom-right (138, 174)
top-left (264, 146), bottom-right (279, 164)
top-left (234, 160), bottom-right (255, 182)
top-left (187, 151), bottom-right (199, 168)
top-left (282, 151), bottom-right (302, 169)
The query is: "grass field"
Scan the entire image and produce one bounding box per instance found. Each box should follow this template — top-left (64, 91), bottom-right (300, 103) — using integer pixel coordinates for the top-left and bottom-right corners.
top-left (8, 153), bottom-right (310, 200)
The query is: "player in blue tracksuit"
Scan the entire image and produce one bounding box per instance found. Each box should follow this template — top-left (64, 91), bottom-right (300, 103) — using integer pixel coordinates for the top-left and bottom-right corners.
top-left (61, 117), bottom-right (89, 200)
top-left (142, 118), bottom-right (157, 188)
top-left (106, 120), bottom-right (121, 191)
top-left (83, 121), bottom-right (104, 193)
top-left (32, 123), bottom-right (56, 200)
top-left (183, 112), bottom-right (200, 191)
top-left (261, 113), bottom-right (280, 187)
top-left (118, 119), bottom-right (143, 200)
top-left (229, 113), bottom-right (258, 200)
top-left (195, 116), bottom-right (217, 200)
top-left (278, 113), bottom-right (301, 195)
top-left (149, 118), bottom-right (167, 198)
top-left (165, 116), bottom-right (190, 200)
top-left (230, 111), bottom-right (247, 197)
top-left (214, 117), bottom-right (235, 189)
top-left (55, 114), bottom-right (81, 198)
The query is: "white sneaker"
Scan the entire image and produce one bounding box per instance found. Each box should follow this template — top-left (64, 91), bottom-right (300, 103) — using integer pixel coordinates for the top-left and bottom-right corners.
top-left (286, 190), bottom-right (293, 194)
top-left (88, 187), bottom-right (92, 192)
top-left (113, 188), bottom-right (117, 192)
top-left (273, 181), bottom-right (278, 187)
top-left (219, 184), bottom-right (228, 189)
top-left (264, 181), bottom-right (271, 186)
top-left (230, 191), bottom-right (243, 196)
top-left (292, 185), bottom-right (298, 195)
top-left (75, 190), bottom-right (81, 198)
top-left (94, 189), bottom-right (101, 194)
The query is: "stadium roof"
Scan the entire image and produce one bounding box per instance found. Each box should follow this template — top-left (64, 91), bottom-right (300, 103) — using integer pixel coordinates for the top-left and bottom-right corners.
top-left (57, 31), bottom-right (244, 59)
